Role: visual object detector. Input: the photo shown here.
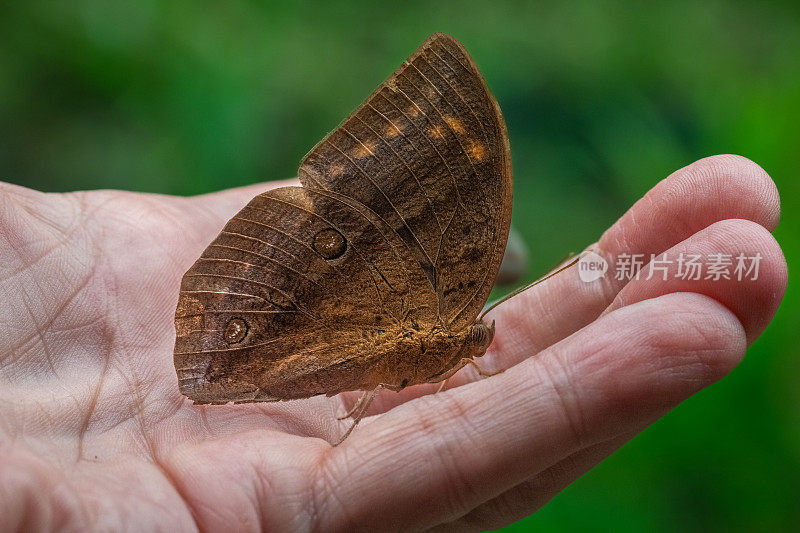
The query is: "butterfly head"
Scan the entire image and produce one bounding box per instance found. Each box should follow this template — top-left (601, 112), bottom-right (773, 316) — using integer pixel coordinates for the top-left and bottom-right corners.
top-left (464, 319), bottom-right (496, 358)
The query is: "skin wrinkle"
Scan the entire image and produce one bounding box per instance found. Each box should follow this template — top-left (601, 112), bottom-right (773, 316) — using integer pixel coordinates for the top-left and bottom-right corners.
top-left (258, 403), bottom-right (331, 439)
top-left (122, 350), bottom-right (161, 461)
top-left (136, 195), bottom-right (216, 276)
top-left (312, 443), bottom-right (359, 532)
top-left (72, 363), bottom-right (147, 439)
top-left (534, 350), bottom-right (591, 451)
top-left (0, 328), bottom-right (103, 400)
top-left (98, 359), bottom-right (153, 453)
top-left (247, 458), bottom-right (328, 531)
top-left (252, 473), bottom-right (270, 532)
top-left (649, 310), bottom-right (743, 386)
top-left (1, 207), bottom-right (64, 255)
top-left (1, 192), bottom-right (87, 267)
top-left (408, 394), bottom-right (488, 527)
top-left (75, 320), bottom-right (112, 462)
top-left (150, 453), bottom-right (201, 533)
top-left (17, 195), bottom-right (77, 234)
top-left (627, 315), bottom-right (711, 389)
top-left (21, 269), bottom-right (97, 378)
top-left (0, 198), bottom-right (99, 375)
top-left (19, 282), bottom-right (59, 376)
top-left (0, 447), bottom-right (92, 530)
top-left (1, 231), bottom-right (77, 281)
top-left (68, 464), bottom-right (165, 530)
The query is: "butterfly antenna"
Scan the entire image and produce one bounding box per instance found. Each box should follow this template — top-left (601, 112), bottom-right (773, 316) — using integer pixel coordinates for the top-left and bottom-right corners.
top-left (479, 252), bottom-right (584, 320)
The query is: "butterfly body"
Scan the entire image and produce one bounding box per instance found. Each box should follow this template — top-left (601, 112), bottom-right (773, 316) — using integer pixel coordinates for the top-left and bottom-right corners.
top-left (174, 33), bottom-right (511, 409)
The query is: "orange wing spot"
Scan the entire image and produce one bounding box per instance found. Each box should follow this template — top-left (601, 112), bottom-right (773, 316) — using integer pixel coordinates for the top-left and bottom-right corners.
top-left (407, 105), bottom-right (420, 118)
top-left (384, 123), bottom-right (403, 138)
top-left (469, 140), bottom-right (487, 161)
top-left (428, 125), bottom-right (445, 140)
top-left (175, 297), bottom-right (205, 336)
top-left (353, 140), bottom-right (376, 158)
top-left (444, 116), bottom-right (466, 135)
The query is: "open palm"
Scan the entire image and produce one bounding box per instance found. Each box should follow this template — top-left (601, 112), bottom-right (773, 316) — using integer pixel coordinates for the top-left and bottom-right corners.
top-left (0, 155), bottom-right (786, 531)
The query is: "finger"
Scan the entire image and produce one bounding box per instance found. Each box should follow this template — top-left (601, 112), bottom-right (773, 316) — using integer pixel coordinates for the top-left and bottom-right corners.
top-left (433, 218), bottom-right (787, 530)
top-left (319, 291), bottom-right (747, 531)
top-left (606, 218), bottom-right (786, 344)
top-left (456, 154), bottom-right (780, 380)
top-left (349, 154), bottom-right (780, 413)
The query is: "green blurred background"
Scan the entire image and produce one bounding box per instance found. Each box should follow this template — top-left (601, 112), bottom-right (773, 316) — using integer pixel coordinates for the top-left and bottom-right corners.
top-left (1, 1), bottom-right (797, 530)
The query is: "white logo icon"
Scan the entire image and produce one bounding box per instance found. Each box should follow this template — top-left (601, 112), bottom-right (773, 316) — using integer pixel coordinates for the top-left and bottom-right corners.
top-left (578, 251), bottom-right (608, 282)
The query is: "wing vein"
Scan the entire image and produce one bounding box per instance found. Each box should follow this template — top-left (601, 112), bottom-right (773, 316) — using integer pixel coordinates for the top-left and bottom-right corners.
top-left (382, 87), bottom-right (466, 212)
top-left (400, 65), bottom-right (484, 213)
top-left (248, 199), bottom-right (402, 325)
top-left (327, 136), bottom-right (436, 274)
top-left (352, 113), bottom-right (443, 232)
top-left (183, 273), bottom-right (322, 324)
top-left (178, 289), bottom-right (266, 301)
top-left (197, 255), bottom-right (324, 290)
top-left (419, 50), bottom-right (490, 144)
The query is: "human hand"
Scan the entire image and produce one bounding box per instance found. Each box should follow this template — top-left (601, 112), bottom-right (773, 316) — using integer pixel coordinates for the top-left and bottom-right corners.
top-left (0, 154), bottom-right (785, 531)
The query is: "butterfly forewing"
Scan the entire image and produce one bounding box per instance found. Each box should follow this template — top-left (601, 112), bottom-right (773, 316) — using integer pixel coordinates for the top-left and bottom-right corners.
top-left (298, 33), bottom-right (512, 330)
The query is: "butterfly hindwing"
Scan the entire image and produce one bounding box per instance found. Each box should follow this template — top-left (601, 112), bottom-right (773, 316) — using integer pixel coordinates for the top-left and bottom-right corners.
top-left (174, 186), bottom-right (434, 402)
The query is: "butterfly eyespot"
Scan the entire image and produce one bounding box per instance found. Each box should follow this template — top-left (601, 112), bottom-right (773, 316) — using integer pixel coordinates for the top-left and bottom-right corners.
top-left (224, 318), bottom-right (248, 344)
top-left (313, 228), bottom-right (346, 260)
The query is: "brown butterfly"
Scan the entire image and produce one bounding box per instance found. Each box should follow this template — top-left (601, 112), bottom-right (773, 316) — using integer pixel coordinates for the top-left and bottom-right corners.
top-left (173, 33), bottom-right (512, 440)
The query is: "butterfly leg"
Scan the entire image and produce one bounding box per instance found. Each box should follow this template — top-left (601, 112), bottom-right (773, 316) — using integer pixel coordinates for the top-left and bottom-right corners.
top-left (462, 357), bottom-right (503, 378)
top-left (337, 389), bottom-right (374, 420)
top-left (334, 384), bottom-right (386, 446)
top-left (435, 358), bottom-right (503, 393)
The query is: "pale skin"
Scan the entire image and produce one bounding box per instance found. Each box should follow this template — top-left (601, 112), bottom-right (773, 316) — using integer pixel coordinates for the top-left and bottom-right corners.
top-left (0, 154), bottom-right (786, 531)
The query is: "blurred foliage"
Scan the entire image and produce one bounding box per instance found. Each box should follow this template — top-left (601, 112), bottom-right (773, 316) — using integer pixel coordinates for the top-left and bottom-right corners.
top-left (1, 1), bottom-right (798, 530)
